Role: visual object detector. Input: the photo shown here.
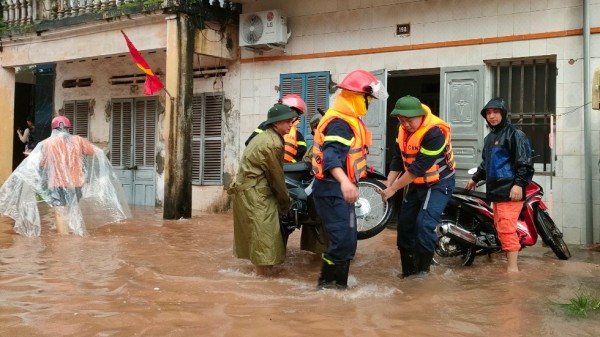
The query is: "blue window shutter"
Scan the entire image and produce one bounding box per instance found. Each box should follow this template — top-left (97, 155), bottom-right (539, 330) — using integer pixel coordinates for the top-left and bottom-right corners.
top-left (279, 71), bottom-right (330, 144)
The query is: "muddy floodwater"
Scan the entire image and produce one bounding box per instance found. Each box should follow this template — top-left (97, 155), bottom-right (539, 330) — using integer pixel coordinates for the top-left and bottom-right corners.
top-left (1, 206), bottom-right (599, 337)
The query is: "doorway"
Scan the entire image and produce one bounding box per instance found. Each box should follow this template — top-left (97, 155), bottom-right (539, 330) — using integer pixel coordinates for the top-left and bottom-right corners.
top-left (12, 82), bottom-right (35, 170)
top-left (385, 70), bottom-right (441, 173)
top-left (110, 97), bottom-right (158, 206)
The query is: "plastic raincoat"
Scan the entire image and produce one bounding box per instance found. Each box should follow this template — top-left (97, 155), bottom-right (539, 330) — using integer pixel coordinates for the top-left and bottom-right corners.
top-left (231, 127), bottom-right (291, 266)
top-left (0, 129), bottom-right (132, 236)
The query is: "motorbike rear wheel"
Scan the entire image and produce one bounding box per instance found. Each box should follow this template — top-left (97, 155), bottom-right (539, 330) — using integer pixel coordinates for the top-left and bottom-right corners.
top-left (436, 216), bottom-right (476, 266)
top-left (535, 208), bottom-right (571, 260)
top-left (356, 178), bottom-right (393, 240)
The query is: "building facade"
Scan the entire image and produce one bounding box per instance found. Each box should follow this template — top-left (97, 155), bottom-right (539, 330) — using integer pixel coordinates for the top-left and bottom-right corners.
top-left (236, 0), bottom-right (600, 245)
top-left (1, 0), bottom-right (599, 245)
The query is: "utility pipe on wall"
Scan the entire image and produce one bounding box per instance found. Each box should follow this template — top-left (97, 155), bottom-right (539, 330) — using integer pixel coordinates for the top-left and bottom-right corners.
top-left (583, 0), bottom-right (593, 245)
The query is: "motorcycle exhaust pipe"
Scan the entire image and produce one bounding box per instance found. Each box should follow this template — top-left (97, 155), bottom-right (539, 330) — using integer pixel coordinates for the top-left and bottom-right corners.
top-left (440, 223), bottom-right (478, 247)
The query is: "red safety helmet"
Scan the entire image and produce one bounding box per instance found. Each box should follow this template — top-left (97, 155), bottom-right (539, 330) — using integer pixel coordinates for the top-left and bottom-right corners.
top-left (52, 116), bottom-right (71, 129)
top-left (281, 94), bottom-right (306, 114)
top-left (337, 70), bottom-right (388, 100)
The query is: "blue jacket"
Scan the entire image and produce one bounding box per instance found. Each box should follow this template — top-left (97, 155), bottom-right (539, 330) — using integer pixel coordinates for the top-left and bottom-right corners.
top-left (472, 98), bottom-right (534, 201)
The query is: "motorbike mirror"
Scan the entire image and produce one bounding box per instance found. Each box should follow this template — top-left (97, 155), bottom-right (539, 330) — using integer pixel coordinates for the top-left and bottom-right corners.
top-left (467, 167), bottom-right (478, 175)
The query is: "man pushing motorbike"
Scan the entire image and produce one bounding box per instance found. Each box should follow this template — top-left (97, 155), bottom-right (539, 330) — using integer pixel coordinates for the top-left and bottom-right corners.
top-left (311, 70), bottom-right (388, 289)
top-left (380, 95), bottom-right (456, 279)
top-left (465, 97), bottom-right (534, 273)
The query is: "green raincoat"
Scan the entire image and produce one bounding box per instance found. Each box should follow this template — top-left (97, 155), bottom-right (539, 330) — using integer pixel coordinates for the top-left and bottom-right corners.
top-left (232, 127), bottom-right (292, 266)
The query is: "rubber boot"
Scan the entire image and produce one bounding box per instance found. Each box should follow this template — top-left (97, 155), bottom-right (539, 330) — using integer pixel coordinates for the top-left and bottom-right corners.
top-left (54, 206), bottom-right (69, 235)
top-left (398, 248), bottom-right (416, 279)
top-left (414, 251), bottom-right (435, 277)
top-left (317, 260), bottom-right (337, 289)
top-left (333, 260), bottom-right (350, 289)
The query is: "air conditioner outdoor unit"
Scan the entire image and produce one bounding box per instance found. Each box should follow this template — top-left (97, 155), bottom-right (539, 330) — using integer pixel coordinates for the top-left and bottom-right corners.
top-left (239, 10), bottom-right (288, 47)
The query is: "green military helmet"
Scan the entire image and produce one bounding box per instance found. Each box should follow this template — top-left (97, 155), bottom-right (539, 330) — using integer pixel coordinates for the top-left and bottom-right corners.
top-left (390, 95), bottom-right (425, 118)
top-left (265, 103), bottom-right (298, 125)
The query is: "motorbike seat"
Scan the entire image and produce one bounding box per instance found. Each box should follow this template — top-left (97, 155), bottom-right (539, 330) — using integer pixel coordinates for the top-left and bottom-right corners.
top-left (283, 162), bottom-right (311, 173)
top-left (454, 187), bottom-right (489, 202)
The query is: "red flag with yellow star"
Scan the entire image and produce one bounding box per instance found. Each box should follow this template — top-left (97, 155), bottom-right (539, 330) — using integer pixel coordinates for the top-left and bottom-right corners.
top-left (121, 30), bottom-right (164, 95)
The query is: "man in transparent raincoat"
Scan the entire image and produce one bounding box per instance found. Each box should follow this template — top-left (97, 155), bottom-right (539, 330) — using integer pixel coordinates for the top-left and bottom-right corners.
top-left (0, 116), bottom-right (131, 236)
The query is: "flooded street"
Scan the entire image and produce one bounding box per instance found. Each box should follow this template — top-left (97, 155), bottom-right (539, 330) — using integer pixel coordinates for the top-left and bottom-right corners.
top-left (1, 206), bottom-right (599, 337)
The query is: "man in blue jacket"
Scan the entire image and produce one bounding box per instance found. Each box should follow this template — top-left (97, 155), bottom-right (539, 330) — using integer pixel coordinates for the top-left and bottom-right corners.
top-left (465, 97), bottom-right (534, 273)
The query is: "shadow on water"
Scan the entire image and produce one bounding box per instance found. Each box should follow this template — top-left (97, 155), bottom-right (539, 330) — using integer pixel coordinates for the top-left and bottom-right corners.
top-left (0, 207), bottom-right (599, 336)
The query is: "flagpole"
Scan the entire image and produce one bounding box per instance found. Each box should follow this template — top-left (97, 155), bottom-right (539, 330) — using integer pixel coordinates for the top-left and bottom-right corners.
top-left (163, 87), bottom-right (175, 102)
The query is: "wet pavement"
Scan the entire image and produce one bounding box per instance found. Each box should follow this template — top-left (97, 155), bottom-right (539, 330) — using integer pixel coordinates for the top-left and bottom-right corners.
top-left (1, 205), bottom-right (599, 337)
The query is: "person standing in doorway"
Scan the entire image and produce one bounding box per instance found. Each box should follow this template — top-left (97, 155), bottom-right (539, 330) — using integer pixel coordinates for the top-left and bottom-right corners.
top-left (17, 115), bottom-right (37, 156)
top-left (380, 95), bottom-right (456, 279)
top-left (231, 103), bottom-right (298, 276)
top-left (312, 70), bottom-right (388, 289)
top-left (465, 97), bottom-right (534, 273)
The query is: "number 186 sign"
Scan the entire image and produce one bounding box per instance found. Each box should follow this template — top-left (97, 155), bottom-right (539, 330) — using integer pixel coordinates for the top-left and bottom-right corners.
top-left (396, 23), bottom-right (410, 36)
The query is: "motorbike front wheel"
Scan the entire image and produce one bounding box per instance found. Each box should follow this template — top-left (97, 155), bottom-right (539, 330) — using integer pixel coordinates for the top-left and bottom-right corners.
top-left (356, 178), bottom-right (393, 240)
top-left (535, 208), bottom-right (571, 260)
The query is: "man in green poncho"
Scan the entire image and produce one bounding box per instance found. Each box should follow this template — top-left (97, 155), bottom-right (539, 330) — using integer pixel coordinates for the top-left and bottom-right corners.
top-left (231, 103), bottom-right (298, 276)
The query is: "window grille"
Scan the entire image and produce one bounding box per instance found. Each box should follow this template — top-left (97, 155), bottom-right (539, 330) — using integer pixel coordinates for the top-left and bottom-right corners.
top-left (486, 56), bottom-right (557, 173)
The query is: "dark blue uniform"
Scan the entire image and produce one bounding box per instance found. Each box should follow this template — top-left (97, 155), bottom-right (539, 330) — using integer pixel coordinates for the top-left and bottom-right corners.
top-left (313, 119), bottom-right (357, 263)
top-left (390, 126), bottom-right (455, 260)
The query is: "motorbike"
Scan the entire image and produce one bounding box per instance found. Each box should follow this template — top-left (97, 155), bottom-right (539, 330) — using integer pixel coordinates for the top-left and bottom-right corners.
top-left (436, 176), bottom-right (571, 266)
top-left (280, 162), bottom-right (393, 247)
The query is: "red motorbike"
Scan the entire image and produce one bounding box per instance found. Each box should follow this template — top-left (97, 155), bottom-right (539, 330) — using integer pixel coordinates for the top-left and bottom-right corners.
top-left (436, 179), bottom-right (571, 266)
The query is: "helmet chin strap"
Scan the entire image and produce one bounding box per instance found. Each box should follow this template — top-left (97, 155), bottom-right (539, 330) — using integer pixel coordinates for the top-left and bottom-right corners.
top-left (364, 94), bottom-right (370, 111)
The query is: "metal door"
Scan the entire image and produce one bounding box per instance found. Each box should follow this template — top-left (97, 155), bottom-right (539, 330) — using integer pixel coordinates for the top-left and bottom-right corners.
top-left (111, 97), bottom-right (157, 206)
top-left (363, 69), bottom-right (388, 174)
top-left (440, 66), bottom-right (485, 186)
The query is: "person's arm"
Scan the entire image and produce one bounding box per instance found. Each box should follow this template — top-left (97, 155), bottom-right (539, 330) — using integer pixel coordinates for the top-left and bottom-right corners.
top-left (294, 130), bottom-right (307, 161)
top-left (509, 130), bottom-right (535, 200)
top-left (17, 128), bottom-right (29, 143)
top-left (511, 130), bottom-right (534, 188)
top-left (261, 134), bottom-right (291, 213)
top-left (385, 130), bottom-right (404, 187)
top-left (380, 127), bottom-right (444, 200)
top-left (330, 167), bottom-right (358, 203)
top-left (78, 137), bottom-right (96, 156)
top-left (321, 120), bottom-right (358, 203)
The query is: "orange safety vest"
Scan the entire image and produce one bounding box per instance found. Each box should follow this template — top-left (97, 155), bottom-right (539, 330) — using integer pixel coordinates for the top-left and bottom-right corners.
top-left (398, 112), bottom-right (455, 185)
top-left (284, 125), bottom-right (299, 163)
top-left (312, 109), bottom-right (372, 183)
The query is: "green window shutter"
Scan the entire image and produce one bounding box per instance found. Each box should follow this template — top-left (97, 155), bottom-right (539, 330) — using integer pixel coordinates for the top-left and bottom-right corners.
top-left (134, 98), bottom-right (157, 167)
top-left (110, 100), bottom-right (133, 167)
top-left (192, 93), bottom-right (223, 185)
top-left (191, 94), bottom-right (203, 183)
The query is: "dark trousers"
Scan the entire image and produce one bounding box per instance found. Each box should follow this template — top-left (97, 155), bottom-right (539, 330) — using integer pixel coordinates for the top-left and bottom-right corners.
top-left (314, 195), bottom-right (357, 263)
top-left (397, 177), bottom-right (454, 254)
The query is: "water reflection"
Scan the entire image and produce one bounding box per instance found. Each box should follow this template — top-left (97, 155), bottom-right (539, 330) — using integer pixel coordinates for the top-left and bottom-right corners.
top-left (0, 208), bottom-right (599, 336)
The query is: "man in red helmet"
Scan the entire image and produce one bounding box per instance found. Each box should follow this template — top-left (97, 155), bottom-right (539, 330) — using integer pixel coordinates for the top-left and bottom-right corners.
top-left (245, 94), bottom-right (307, 162)
top-left (311, 70), bottom-right (388, 289)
